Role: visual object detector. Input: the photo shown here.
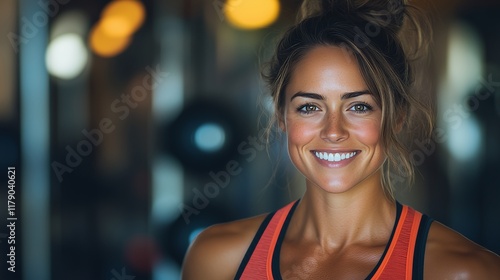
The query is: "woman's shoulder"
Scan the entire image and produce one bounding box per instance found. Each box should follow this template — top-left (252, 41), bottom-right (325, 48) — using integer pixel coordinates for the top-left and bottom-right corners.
top-left (425, 221), bottom-right (500, 279)
top-left (181, 213), bottom-right (269, 280)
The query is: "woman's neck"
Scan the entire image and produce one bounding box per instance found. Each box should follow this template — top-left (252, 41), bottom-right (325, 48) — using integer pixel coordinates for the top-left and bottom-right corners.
top-left (288, 179), bottom-right (396, 249)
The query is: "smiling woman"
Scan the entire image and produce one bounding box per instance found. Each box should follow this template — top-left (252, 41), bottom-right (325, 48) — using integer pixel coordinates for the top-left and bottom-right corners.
top-left (181, 0), bottom-right (500, 279)
top-left (283, 46), bottom-right (385, 195)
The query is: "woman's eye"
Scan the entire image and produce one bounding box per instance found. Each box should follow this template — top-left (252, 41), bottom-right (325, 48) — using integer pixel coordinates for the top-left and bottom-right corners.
top-left (298, 104), bottom-right (319, 114)
top-left (349, 103), bottom-right (372, 113)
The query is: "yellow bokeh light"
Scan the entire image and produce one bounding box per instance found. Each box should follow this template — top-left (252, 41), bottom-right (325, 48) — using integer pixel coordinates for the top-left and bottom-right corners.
top-left (225, 0), bottom-right (280, 30)
top-left (89, 24), bottom-right (131, 57)
top-left (100, 16), bottom-right (133, 38)
top-left (100, 0), bottom-right (145, 37)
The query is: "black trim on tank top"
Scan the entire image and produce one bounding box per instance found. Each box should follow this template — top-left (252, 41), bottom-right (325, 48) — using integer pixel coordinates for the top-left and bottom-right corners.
top-left (234, 211), bottom-right (275, 279)
top-left (271, 200), bottom-right (300, 280)
top-left (364, 201), bottom-right (403, 279)
top-left (412, 214), bottom-right (433, 280)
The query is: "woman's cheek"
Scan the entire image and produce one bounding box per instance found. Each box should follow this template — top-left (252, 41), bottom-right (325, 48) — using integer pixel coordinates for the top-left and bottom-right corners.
top-left (287, 120), bottom-right (318, 144)
top-left (352, 119), bottom-right (382, 146)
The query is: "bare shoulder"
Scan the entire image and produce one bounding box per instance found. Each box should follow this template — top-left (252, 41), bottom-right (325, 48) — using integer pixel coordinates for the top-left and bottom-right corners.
top-left (181, 213), bottom-right (268, 280)
top-left (425, 221), bottom-right (500, 279)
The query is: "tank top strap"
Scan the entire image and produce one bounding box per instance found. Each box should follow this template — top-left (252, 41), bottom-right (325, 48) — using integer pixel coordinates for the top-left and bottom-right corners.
top-left (371, 204), bottom-right (431, 279)
top-left (235, 200), bottom-right (299, 280)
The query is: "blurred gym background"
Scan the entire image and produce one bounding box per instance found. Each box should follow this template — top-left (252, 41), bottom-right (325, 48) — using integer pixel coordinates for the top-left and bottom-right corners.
top-left (0, 0), bottom-right (499, 279)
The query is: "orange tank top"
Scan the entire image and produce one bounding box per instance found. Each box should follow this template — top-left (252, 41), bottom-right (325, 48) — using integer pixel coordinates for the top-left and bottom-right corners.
top-left (235, 200), bottom-right (433, 280)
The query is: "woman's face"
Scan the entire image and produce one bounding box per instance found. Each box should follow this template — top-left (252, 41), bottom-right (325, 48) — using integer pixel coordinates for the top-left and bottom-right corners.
top-left (282, 45), bottom-right (386, 194)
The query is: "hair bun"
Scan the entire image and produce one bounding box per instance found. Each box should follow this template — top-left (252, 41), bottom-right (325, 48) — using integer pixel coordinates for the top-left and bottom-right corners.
top-left (299, 0), bottom-right (407, 33)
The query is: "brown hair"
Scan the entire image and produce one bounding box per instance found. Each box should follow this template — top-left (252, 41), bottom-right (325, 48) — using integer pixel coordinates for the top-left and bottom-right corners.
top-left (264, 0), bottom-right (433, 198)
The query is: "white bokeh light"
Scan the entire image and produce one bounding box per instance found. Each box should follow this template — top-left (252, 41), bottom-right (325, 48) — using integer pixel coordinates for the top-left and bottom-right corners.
top-left (46, 33), bottom-right (88, 79)
top-left (447, 116), bottom-right (482, 161)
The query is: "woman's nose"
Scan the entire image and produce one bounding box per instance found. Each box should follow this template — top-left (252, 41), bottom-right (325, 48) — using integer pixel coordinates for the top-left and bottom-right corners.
top-left (320, 112), bottom-right (348, 143)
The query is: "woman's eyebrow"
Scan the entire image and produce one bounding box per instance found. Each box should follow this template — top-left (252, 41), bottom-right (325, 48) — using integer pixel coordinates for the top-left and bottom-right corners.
top-left (340, 90), bottom-right (371, 100)
top-left (290, 92), bottom-right (324, 101)
top-left (290, 90), bottom-right (371, 101)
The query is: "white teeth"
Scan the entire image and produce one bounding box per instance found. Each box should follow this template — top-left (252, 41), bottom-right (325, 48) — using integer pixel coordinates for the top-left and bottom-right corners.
top-left (314, 151), bottom-right (357, 162)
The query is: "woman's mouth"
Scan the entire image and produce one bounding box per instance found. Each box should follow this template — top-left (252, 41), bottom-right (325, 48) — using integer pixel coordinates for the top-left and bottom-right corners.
top-left (313, 151), bottom-right (358, 162)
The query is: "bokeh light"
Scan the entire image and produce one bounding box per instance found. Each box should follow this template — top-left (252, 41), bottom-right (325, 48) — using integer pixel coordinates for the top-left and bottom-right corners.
top-left (46, 33), bottom-right (88, 79)
top-left (89, 0), bottom-right (145, 57)
top-left (447, 116), bottom-right (482, 162)
top-left (194, 123), bottom-right (226, 152)
top-left (225, 0), bottom-right (280, 30)
top-left (89, 24), bottom-right (131, 57)
top-left (100, 0), bottom-right (145, 38)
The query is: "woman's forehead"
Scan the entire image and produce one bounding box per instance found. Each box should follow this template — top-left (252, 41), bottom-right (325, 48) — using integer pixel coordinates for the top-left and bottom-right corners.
top-left (285, 46), bottom-right (368, 98)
